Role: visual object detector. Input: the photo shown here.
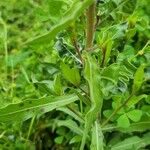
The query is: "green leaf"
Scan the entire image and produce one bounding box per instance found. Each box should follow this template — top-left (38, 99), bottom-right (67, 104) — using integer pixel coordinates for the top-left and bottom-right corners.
top-left (142, 105), bottom-right (150, 115)
top-left (127, 110), bottom-right (142, 122)
top-left (73, 89), bottom-right (90, 106)
top-left (80, 53), bottom-right (103, 150)
top-left (53, 74), bottom-right (63, 95)
top-left (91, 121), bottom-right (104, 150)
top-left (132, 64), bottom-right (145, 92)
top-left (48, 0), bottom-right (66, 20)
top-left (70, 135), bottom-right (81, 144)
top-left (0, 94), bottom-right (78, 123)
top-left (117, 114), bottom-right (130, 128)
top-left (103, 110), bottom-right (113, 119)
top-left (57, 119), bottom-right (83, 135)
top-left (127, 94), bottom-right (147, 108)
top-left (111, 136), bottom-right (148, 150)
top-left (54, 136), bottom-right (64, 144)
top-left (36, 0), bottom-right (67, 23)
top-left (119, 121), bottom-right (150, 132)
top-left (103, 39), bottom-right (113, 66)
top-left (61, 62), bottom-right (80, 86)
top-left (26, 0), bottom-right (94, 46)
top-left (101, 63), bottom-right (120, 85)
top-left (102, 120), bottom-right (150, 133)
top-left (126, 28), bottom-right (136, 40)
top-left (57, 107), bottom-right (84, 123)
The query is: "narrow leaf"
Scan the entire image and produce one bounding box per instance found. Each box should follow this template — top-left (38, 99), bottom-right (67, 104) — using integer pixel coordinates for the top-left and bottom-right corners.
top-left (80, 53), bottom-right (103, 150)
top-left (91, 121), bottom-right (104, 150)
top-left (57, 119), bottom-right (83, 135)
top-left (0, 94), bottom-right (78, 123)
top-left (132, 64), bottom-right (145, 92)
top-left (103, 39), bottom-right (113, 66)
top-left (111, 134), bottom-right (150, 150)
top-left (26, 0), bottom-right (94, 46)
top-left (57, 107), bottom-right (84, 123)
top-left (127, 94), bottom-right (147, 108)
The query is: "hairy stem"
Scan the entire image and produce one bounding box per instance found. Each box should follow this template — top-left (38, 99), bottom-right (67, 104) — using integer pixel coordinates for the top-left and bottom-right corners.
top-left (85, 1), bottom-right (96, 50)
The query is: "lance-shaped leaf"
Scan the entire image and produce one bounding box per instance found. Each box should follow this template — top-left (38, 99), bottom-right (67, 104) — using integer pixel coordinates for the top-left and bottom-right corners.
top-left (57, 119), bottom-right (83, 135)
top-left (111, 133), bottom-right (150, 150)
top-left (26, 0), bottom-right (94, 46)
top-left (91, 120), bottom-right (104, 150)
top-left (0, 94), bottom-right (78, 123)
top-left (80, 53), bottom-right (103, 150)
top-left (132, 64), bottom-right (145, 93)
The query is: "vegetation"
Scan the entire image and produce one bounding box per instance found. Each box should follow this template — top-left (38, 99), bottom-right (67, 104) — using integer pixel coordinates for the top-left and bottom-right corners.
top-left (0, 0), bottom-right (150, 149)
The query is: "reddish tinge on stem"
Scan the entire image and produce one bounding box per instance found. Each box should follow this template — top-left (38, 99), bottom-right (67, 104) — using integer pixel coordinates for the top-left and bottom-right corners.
top-left (85, 1), bottom-right (96, 51)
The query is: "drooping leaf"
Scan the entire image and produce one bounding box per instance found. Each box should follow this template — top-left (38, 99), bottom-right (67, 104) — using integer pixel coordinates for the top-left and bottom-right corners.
top-left (57, 107), bottom-right (84, 123)
top-left (57, 119), bottom-right (83, 135)
top-left (26, 0), bottom-right (94, 46)
top-left (119, 121), bottom-right (150, 132)
top-left (0, 94), bottom-right (78, 123)
top-left (111, 133), bottom-right (150, 150)
top-left (102, 119), bottom-right (150, 133)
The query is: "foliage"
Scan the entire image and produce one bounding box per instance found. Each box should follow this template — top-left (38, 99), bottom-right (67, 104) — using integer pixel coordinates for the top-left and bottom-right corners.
top-left (0, 0), bottom-right (150, 149)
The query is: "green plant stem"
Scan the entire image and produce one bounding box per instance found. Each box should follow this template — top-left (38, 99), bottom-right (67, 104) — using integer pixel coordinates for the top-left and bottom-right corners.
top-left (102, 93), bottom-right (134, 127)
top-left (85, 1), bottom-right (96, 50)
